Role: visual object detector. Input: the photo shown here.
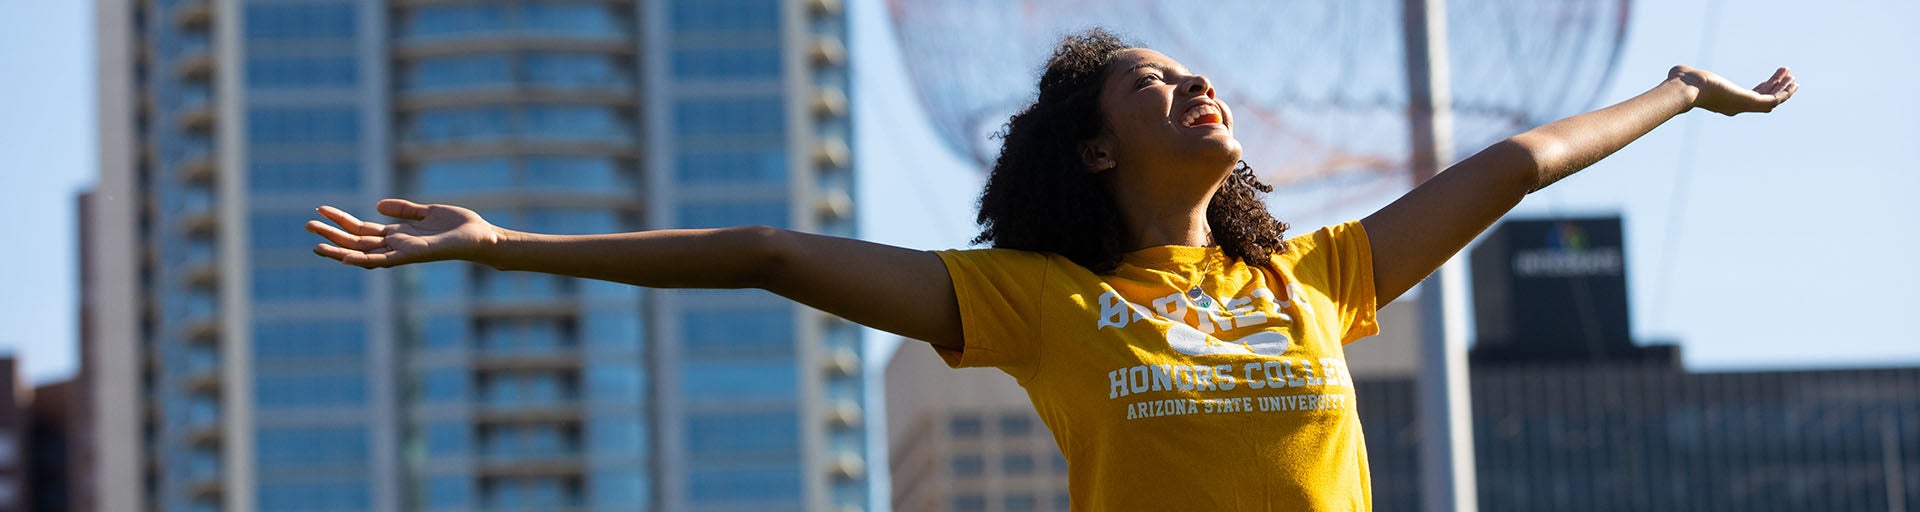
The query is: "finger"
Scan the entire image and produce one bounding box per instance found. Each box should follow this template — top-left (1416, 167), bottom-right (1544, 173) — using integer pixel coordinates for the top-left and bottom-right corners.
top-left (314, 243), bottom-right (396, 269)
top-left (318, 206), bottom-right (393, 237)
top-left (377, 198), bottom-right (432, 222)
top-left (305, 220), bottom-right (385, 251)
top-left (1779, 82), bottom-right (1799, 103)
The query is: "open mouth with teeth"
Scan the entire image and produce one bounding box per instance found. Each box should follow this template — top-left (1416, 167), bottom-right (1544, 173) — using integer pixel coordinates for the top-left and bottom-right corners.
top-left (1181, 103), bottom-right (1224, 127)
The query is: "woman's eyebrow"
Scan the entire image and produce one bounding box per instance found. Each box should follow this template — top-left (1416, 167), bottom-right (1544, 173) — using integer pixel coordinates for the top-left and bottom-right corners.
top-left (1126, 62), bottom-right (1179, 76)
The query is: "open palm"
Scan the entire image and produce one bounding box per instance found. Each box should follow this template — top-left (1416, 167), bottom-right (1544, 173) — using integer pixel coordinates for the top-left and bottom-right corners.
top-left (1674, 65), bottom-right (1799, 116)
top-left (308, 199), bottom-right (499, 269)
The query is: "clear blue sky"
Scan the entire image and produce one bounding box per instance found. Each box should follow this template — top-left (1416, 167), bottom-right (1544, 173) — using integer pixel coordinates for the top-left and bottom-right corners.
top-left (2, 0), bottom-right (1915, 387)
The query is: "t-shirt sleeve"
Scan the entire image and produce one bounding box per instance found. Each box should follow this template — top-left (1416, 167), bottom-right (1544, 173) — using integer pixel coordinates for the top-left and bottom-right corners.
top-left (1285, 220), bottom-right (1380, 344)
top-left (931, 249), bottom-right (1050, 377)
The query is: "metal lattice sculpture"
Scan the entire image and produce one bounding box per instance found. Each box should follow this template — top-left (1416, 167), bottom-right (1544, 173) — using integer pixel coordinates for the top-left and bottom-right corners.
top-left (888, 0), bottom-right (1629, 220)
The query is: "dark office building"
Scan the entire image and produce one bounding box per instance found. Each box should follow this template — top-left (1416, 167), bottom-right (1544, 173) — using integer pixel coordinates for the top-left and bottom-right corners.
top-left (1355, 216), bottom-right (1920, 511)
top-left (1468, 217), bottom-right (1675, 366)
top-left (1360, 366), bottom-right (1920, 512)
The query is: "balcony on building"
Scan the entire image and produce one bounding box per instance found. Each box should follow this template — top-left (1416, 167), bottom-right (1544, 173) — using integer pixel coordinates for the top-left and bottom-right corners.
top-left (174, 83), bottom-right (214, 133)
top-left (170, 0), bottom-right (210, 30)
top-left (173, 33), bottom-right (213, 79)
top-left (181, 346), bottom-right (221, 393)
top-left (184, 449), bottom-right (224, 500)
top-left (184, 395), bottom-right (222, 446)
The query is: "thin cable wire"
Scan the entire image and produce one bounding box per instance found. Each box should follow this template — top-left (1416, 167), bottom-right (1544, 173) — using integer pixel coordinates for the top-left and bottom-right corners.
top-left (1649, 0), bottom-right (1723, 333)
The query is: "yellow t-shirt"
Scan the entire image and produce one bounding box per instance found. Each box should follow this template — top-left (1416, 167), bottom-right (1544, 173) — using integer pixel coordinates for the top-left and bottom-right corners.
top-left (932, 220), bottom-right (1380, 511)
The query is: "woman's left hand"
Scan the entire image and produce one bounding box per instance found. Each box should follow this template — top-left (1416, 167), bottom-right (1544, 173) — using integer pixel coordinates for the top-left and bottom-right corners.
top-left (1673, 65), bottom-right (1798, 116)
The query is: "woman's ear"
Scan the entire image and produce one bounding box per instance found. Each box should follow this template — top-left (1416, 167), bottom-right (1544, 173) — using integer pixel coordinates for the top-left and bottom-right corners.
top-left (1078, 139), bottom-right (1117, 173)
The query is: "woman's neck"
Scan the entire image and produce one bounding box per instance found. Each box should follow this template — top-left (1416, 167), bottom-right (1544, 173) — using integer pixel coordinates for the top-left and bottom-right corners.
top-left (1117, 196), bottom-right (1212, 249)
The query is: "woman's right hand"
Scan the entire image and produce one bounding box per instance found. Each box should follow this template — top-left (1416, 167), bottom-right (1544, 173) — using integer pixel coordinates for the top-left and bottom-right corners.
top-left (307, 198), bottom-right (501, 269)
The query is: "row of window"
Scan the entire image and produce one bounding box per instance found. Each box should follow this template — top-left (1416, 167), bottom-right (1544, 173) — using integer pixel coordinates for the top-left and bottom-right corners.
top-left (257, 426), bottom-right (368, 466)
top-left (673, 97), bottom-right (784, 137)
top-left (687, 412), bottom-right (799, 460)
top-left (246, 3), bottom-right (356, 41)
top-left (250, 107), bottom-right (359, 145)
top-left (254, 320), bottom-right (366, 361)
top-left (950, 452), bottom-right (1066, 477)
top-left (951, 412), bottom-right (1042, 438)
top-left (409, 156), bottom-right (636, 196)
top-left (400, 3), bottom-right (627, 40)
top-left (249, 55), bottom-right (357, 90)
top-left (415, 468), bottom-right (650, 508)
top-left (256, 371), bottom-right (367, 409)
top-left (671, 0), bottom-right (780, 32)
top-left (252, 265), bottom-right (364, 302)
top-left (258, 479), bottom-right (371, 512)
top-left (672, 46), bottom-right (782, 80)
top-left (404, 52), bottom-right (632, 92)
top-left (408, 311), bottom-right (642, 352)
top-left (406, 105), bottom-right (632, 144)
top-left (250, 160), bottom-right (361, 194)
top-left (677, 146), bottom-right (789, 185)
top-left (951, 492), bottom-right (1068, 512)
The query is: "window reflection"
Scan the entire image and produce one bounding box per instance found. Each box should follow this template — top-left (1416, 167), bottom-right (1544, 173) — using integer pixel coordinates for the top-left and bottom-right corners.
top-left (679, 360), bottom-right (795, 401)
top-left (405, 54), bottom-right (511, 92)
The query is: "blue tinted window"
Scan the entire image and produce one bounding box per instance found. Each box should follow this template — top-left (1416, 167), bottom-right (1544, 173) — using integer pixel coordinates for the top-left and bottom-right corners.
top-left (412, 157), bottom-right (512, 195)
top-left (423, 421), bottom-right (471, 456)
top-left (689, 467), bottom-right (799, 502)
top-left (255, 372), bottom-right (366, 409)
top-left (405, 54), bottom-right (510, 92)
top-left (414, 314), bottom-right (469, 350)
top-left (587, 416), bottom-right (646, 457)
top-left (253, 320), bottom-right (365, 361)
top-left (249, 107), bottom-right (359, 145)
top-left (524, 156), bottom-right (626, 191)
top-left (417, 367), bottom-right (469, 403)
top-left (245, 4), bottom-right (356, 40)
top-left (483, 477), bottom-right (570, 508)
top-left (676, 201), bottom-right (787, 229)
top-left (409, 107), bottom-right (510, 144)
top-left (247, 56), bottom-right (357, 89)
top-left (518, 3), bottom-right (624, 35)
top-left (251, 265), bottom-right (363, 301)
top-left (582, 311), bottom-right (642, 350)
top-left (250, 160), bottom-right (360, 193)
top-left (679, 360), bottom-right (795, 401)
top-left (676, 148), bottom-right (786, 184)
top-left (673, 98), bottom-right (783, 137)
top-left (258, 480), bottom-right (371, 512)
top-left (672, 47), bottom-right (781, 79)
top-left (480, 371), bottom-right (572, 406)
top-left (524, 52), bottom-right (629, 90)
top-left (687, 413), bottom-right (798, 458)
top-left (402, 4), bottom-right (506, 39)
top-left (477, 318), bottom-right (566, 353)
top-left (424, 475), bottom-right (472, 508)
top-left (257, 426), bottom-right (367, 465)
top-left (586, 363), bottom-right (644, 402)
top-left (671, 0), bottom-right (779, 32)
top-left (523, 105), bottom-right (630, 142)
top-left (682, 309), bottom-right (791, 356)
top-left (589, 467), bottom-right (648, 508)
top-left (250, 212), bottom-right (324, 252)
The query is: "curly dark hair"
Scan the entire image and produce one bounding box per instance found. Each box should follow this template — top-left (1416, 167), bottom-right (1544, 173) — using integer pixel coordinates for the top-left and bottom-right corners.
top-left (972, 28), bottom-right (1290, 273)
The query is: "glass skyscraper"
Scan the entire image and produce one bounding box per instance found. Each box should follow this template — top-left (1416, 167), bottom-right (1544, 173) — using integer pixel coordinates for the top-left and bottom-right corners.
top-left (90, 0), bottom-right (863, 510)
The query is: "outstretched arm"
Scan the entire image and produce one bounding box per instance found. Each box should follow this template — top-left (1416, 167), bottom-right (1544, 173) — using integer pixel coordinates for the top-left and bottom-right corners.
top-left (308, 199), bottom-right (963, 349)
top-left (1362, 65), bottom-right (1799, 304)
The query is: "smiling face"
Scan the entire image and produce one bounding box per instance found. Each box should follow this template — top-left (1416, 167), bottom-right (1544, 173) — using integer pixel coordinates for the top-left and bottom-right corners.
top-left (1085, 48), bottom-right (1242, 181)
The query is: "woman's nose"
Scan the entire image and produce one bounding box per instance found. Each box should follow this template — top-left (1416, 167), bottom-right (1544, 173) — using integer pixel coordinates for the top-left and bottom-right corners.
top-left (1185, 75), bottom-right (1214, 98)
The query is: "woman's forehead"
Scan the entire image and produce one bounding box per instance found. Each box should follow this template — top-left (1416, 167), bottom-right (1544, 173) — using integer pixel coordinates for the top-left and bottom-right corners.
top-left (1111, 48), bottom-right (1191, 76)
